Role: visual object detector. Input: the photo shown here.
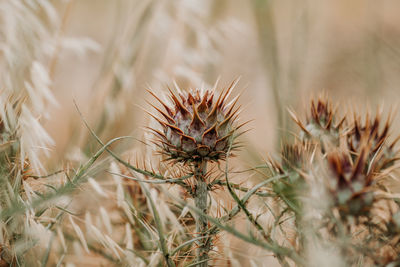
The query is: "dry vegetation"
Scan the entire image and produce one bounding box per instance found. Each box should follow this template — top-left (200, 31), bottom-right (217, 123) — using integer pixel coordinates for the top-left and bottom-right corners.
top-left (1, 1), bottom-right (400, 266)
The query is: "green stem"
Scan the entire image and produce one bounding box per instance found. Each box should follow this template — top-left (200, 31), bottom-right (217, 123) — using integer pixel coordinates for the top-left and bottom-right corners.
top-left (194, 160), bottom-right (210, 267)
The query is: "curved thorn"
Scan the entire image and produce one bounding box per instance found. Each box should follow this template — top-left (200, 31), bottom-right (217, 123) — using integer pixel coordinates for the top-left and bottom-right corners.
top-left (146, 89), bottom-right (173, 116)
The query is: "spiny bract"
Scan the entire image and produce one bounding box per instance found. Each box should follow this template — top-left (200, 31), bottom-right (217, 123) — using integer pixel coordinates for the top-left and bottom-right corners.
top-left (147, 81), bottom-right (242, 163)
top-left (327, 147), bottom-right (375, 218)
top-left (289, 96), bottom-right (345, 147)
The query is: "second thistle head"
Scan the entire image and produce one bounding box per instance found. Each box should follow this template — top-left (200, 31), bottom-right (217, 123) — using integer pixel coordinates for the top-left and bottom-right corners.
top-left (147, 80), bottom-right (242, 163)
top-left (326, 146), bottom-right (375, 218)
top-left (289, 96), bottom-right (345, 147)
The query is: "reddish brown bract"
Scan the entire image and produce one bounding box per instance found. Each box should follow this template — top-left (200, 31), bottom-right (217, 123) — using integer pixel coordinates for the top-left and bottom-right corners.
top-left (326, 148), bottom-right (375, 218)
top-left (147, 81), bottom-right (241, 163)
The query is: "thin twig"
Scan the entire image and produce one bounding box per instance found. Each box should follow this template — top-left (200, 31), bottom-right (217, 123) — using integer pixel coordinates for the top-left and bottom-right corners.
top-left (107, 170), bottom-right (192, 186)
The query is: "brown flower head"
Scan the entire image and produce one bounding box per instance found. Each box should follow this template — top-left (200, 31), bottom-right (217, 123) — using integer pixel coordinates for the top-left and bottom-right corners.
top-left (289, 96), bottom-right (345, 149)
top-left (147, 80), bottom-right (243, 163)
top-left (326, 146), bottom-right (375, 218)
top-left (347, 112), bottom-right (399, 172)
top-left (280, 141), bottom-right (315, 171)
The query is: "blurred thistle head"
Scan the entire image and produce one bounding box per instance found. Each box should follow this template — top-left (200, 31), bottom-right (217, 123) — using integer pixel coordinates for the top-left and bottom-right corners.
top-left (326, 146), bottom-right (375, 218)
top-left (269, 141), bottom-right (315, 210)
top-left (289, 95), bottom-right (345, 145)
top-left (347, 112), bottom-right (400, 172)
top-left (280, 141), bottom-right (314, 172)
top-left (348, 112), bottom-right (390, 153)
top-left (146, 79), bottom-right (244, 163)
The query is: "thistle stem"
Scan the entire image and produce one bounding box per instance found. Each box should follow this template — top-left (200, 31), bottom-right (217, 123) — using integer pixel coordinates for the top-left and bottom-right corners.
top-left (194, 160), bottom-right (210, 266)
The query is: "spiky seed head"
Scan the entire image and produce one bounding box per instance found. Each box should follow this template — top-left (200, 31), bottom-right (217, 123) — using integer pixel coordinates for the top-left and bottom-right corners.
top-left (281, 141), bottom-right (314, 172)
top-left (347, 113), bottom-right (399, 172)
top-left (326, 147), bottom-right (375, 218)
top-left (270, 142), bottom-right (315, 211)
top-left (291, 96), bottom-right (345, 147)
top-left (309, 98), bottom-right (335, 128)
top-left (147, 81), bottom-right (241, 163)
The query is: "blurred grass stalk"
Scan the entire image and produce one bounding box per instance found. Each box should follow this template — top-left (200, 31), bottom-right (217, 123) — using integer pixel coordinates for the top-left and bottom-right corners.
top-left (252, 0), bottom-right (311, 146)
top-left (252, 0), bottom-right (283, 139)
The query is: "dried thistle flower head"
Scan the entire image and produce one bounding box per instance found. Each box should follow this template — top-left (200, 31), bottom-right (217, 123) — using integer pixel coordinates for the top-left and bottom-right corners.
top-left (281, 141), bottom-right (314, 171)
top-left (147, 80), bottom-right (242, 163)
top-left (347, 112), bottom-right (399, 172)
top-left (290, 96), bottom-right (345, 145)
top-left (269, 141), bottom-right (315, 212)
top-left (326, 147), bottom-right (375, 218)
top-left (348, 113), bottom-right (389, 154)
